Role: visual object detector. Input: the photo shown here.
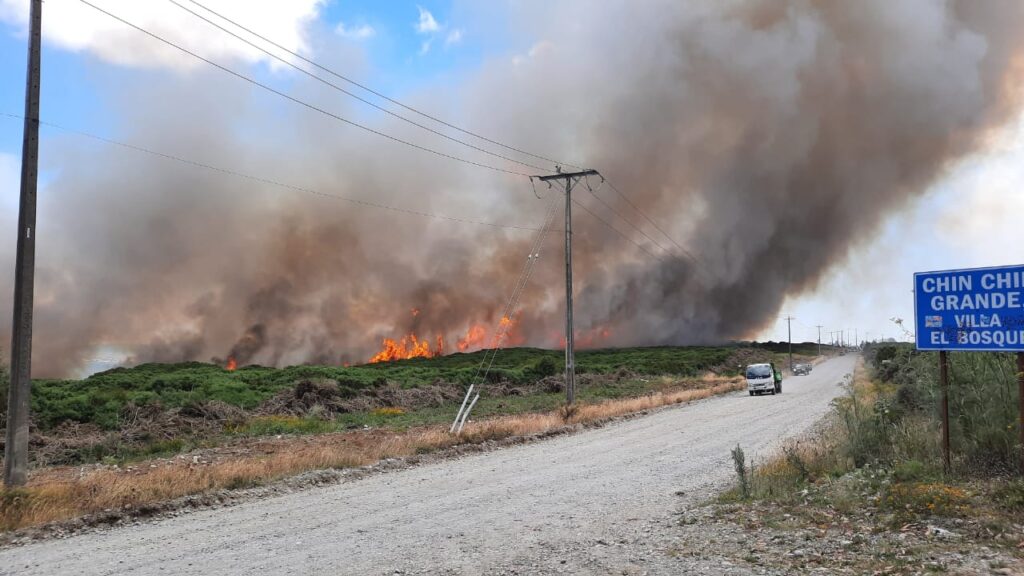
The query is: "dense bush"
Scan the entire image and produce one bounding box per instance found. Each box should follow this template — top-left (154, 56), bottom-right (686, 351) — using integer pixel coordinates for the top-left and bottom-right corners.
top-left (856, 344), bottom-right (1020, 475)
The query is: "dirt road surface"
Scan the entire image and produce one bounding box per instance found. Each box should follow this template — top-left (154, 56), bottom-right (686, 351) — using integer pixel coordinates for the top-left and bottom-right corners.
top-left (1, 355), bottom-right (857, 575)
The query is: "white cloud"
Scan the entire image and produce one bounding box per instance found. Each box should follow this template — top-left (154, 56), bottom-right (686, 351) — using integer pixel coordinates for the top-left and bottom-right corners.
top-left (415, 6), bottom-right (439, 34)
top-left (0, 0), bottom-right (324, 71)
top-left (414, 5), bottom-right (464, 55)
top-left (335, 21), bottom-right (375, 41)
top-left (445, 29), bottom-right (463, 46)
top-left (512, 40), bottom-right (554, 66)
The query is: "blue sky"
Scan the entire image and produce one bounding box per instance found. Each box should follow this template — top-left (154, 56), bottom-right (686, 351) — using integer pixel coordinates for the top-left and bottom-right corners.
top-left (0, 0), bottom-right (516, 160)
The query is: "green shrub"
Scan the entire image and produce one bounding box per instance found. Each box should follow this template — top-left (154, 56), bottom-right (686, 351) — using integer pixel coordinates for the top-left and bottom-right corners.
top-left (893, 459), bottom-right (929, 482)
top-left (529, 357), bottom-right (558, 379)
top-left (993, 480), bottom-right (1024, 512)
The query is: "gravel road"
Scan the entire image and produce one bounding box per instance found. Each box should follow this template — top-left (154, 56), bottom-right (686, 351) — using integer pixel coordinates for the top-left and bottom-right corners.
top-left (1, 355), bottom-right (856, 576)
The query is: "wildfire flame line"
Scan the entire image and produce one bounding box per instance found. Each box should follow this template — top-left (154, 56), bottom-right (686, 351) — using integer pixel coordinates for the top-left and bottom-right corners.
top-left (367, 315), bottom-right (525, 364)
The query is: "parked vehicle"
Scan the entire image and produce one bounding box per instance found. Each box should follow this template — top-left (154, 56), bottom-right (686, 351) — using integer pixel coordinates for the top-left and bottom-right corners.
top-left (793, 363), bottom-right (812, 375)
top-left (746, 362), bottom-right (782, 395)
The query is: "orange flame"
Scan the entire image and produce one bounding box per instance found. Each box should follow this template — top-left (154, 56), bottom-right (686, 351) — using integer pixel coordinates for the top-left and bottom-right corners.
top-left (369, 333), bottom-right (445, 363)
top-left (225, 357), bottom-right (237, 371)
top-left (370, 313), bottom-right (525, 362)
top-left (457, 325), bottom-right (488, 352)
top-left (456, 315), bottom-right (524, 352)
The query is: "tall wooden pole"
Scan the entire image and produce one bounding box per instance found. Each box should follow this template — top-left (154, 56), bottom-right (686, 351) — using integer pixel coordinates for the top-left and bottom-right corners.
top-left (1017, 352), bottom-right (1024, 473)
top-left (939, 351), bottom-right (951, 474)
top-left (536, 169), bottom-right (597, 405)
top-left (786, 316), bottom-right (793, 372)
top-left (5, 0), bottom-right (43, 487)
top-left (563, 175), bottom-right (575, 405)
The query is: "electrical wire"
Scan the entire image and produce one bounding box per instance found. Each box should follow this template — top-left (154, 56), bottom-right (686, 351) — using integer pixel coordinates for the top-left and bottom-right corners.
top-left (166, 0), bottom-right (550, 173)
top-left (602, 177), bottom-right (703, 265)
top-left (582, 174), bottom-right (674, 258)
top-left (76, 0), bottom-right (539, 178)
top-left (476, 192), bottom-right (561, 379)
top-left (468, 191), bottom-right (560, 383)
top-left (0, 112), bottom-right (548, 232)
top-left (571, 196), bottom-right (663, 261)
top-left (452, 191), bottom-right (561, 432)
top-left (183, 0), bottom-right (584, 172)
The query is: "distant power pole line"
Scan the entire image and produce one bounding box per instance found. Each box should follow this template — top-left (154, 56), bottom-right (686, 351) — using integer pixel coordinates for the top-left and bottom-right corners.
top-left (537, 168), bottom-right (598, 405)
top-left (816, 325), bottom-right (823, 356)
top-left (5, 0), bottom-right (42, 488)
top-left (785, 316), bottom-right (794, 372)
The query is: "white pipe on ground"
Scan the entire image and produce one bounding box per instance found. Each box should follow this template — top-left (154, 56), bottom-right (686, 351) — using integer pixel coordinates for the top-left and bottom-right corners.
top-left (456, 393), bottom-right (480, 434)
top-left (450, 384), bottom-right (475, 433)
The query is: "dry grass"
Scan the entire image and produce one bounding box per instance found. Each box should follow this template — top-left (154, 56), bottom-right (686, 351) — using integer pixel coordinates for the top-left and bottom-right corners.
top-left (0, 378), bottom-right (743, 532)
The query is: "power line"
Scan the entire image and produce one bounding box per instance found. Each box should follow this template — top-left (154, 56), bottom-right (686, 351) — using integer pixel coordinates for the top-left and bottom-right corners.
top-left (0, 112), bottom-right (547, 232)
top-left (571, 196), bottom-right (662, 261)
top-left (602, 177), bottom-right (702, 265)
top-left (453, 192), bottom-right (561, 432)
top-left (182, 0), bottom-right (583, 172)
top-left (165, 0), bottom-right (549, 173)
top-left (76, 0), bottom-right (539, 178)
top-left (581, 174), bottom-right (674, 257)
top-left (56, 2), bottom-right (702, 271)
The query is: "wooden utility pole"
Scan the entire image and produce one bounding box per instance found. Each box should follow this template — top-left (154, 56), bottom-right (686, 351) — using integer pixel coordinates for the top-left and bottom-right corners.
top-left (816, 325), bottom-right (823, 356)
top-left (785, 316), bottom-right (794, 372)
top-left (1018, 352), bottom-right (1024, 473)
top-left (5, 0), bottom-right (43, 488)
top-left (939, 350), bottom-right (951, 474)
top-left (536, 169), bottom-right (598, 405)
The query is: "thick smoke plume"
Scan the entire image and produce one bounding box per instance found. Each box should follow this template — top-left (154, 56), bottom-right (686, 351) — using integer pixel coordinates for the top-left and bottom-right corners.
top-left (2, 0), bottom-right (1024, 376)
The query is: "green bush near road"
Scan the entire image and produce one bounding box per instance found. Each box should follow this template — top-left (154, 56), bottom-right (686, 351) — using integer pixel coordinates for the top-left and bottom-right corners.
top-left (724, 345), bottom-right (1024, 516)
top-left (28, 346), bottom-right (742, 431)
top-left (866, 344), bottom-right (1021, 475)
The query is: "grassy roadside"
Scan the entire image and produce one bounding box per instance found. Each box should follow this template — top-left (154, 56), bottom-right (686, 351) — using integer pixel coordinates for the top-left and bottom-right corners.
top-left (0, 377), bottom-right (744, 533)
top-left (698, 350), bottom-right (1024, 574)
top-left (44, 372), bottom-right (752, 467)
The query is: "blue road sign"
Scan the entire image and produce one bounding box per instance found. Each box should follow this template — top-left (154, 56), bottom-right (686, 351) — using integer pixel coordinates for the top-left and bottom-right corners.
top-left (915, 264), bottom-right (1024, 351)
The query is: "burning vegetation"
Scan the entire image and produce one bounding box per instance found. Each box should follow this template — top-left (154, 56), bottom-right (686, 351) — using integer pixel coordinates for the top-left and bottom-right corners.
top-left (368, 334), bottom-right (444, 363)
top-left (367, 315), bottom-right (524, 364)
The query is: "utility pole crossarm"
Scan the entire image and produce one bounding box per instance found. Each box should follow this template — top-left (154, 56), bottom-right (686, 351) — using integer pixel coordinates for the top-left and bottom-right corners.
top-left (535, 169), bottom-right (599, 182)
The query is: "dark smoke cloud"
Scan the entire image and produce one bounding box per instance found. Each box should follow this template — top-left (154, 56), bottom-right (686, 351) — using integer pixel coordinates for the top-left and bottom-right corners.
top-left (2, 0), bottom-right (1024, 376)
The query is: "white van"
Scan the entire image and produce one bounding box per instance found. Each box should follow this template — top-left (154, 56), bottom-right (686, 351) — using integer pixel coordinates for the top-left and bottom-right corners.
top-left (746, 363), bottom-right (782, 396)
